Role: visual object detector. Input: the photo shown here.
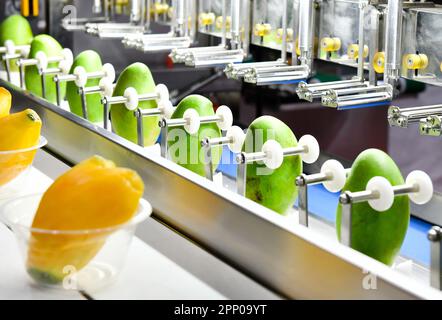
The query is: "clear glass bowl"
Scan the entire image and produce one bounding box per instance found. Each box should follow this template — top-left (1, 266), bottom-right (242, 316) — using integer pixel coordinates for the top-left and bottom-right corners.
top-left (1, 193), bottom-right (151, 293)
top-left (0, 136), bottom-right (47, 199)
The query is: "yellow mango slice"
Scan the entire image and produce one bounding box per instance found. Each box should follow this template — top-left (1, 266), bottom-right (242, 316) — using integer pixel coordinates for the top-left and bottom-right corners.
top-left (0, 109), bottom-right (41, 186)
top-left (0, 87), bottom-right (12, 118)
top-left (27, 156), bottom-right (144, 284)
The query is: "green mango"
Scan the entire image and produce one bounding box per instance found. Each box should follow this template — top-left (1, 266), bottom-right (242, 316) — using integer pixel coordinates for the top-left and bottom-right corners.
top-left (110, 62), bottom-right (159, 146)
top-left (168, 95), bottom-right (222, 177)
top-left (336, 149), bottom-right (410, 266)
top-left (0, 15), bottom-right (33, 72)
top-left (243, 116), bottom-right (302, 214)
top-left (66, 50), bottom-right (103, 123)
top-left (25, 34), bottom-right (64, 103)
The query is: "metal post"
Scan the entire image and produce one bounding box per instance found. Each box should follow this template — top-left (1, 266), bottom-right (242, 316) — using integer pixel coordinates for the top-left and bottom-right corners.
top-left (160, 121), bottom-right (168, 158)
top-left (55, 78), bottom-right (62, 106)
top-left (135, 108), bottom-right (145, 147)
top-left (41, 72), bottom-right (47, 99)
top-left (103, 100), bottom-right (110, 130)
top-left (202, 139), bottom-right (214, 181)
top-left (236, 153), bottom-right (247, 196)
top-left (356, 0), bottom-right (367, 80)
top-left (384, 0), bottom-right (403, 88)
top-left (80, 87), bottom-right (88, 120)
top-left (428, 226), bottom-right (442, 290)
top-left (298, 0), bottom-right (314, 70)
top-left (19, 63), bottom-right (25, 89)
top-left (3, 58), bottom-right (11, 82)
top-left (296, 175), bottom-right (309, 227)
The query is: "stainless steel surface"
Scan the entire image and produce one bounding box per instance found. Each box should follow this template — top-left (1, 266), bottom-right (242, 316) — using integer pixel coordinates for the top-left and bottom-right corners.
top-left (384, 0), bottom-right (403, 86)
top-left (4, 80), bottom-right (442, 299)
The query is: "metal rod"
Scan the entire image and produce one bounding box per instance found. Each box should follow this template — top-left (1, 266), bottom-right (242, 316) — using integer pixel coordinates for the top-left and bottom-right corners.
top-left (55, 79), bottom-right (62, 106)
top-left (80, 87), bottom-right (88, 120)
top-left (201, 136), bottom-right (231, 181)
top-left (281, 0), bottom-right (288, 63)
top-left (384, 0), bottom-right (403, 87)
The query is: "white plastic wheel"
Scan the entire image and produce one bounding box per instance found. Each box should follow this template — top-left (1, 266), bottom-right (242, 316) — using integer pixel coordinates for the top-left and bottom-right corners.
top-left (61, 48), bottom-right (74, 66)
top-left (35, 51), bottom-right (48, 70)
top-left (226, 126), bottom-right (245, 153)
top-left (4, 40), bottom-right (15, 55)
top-left (155, 84), bottom-right (170, 106)
top-left (73, 66), bottom-right (88, 87)
top-left (58, 60), bottom-right (71, 74)
top-left (262, 140), bottom-right (284, 170)
top-left (21, 45), bottom-right (30, 58)
top-left (366, 176), bottom-right (394, 212)
top-left (183, 108), bottom-right (200, 134)
top-left (102, 63), bottom-right (116, 82)
top-left (99, 77), bottom-right (114, 97)
top-left (299, 135), bottom-right (320, 164)
top-left (321, 159), bottom-right (347, 193)
top-left (159, 100), bottom-right (175, 119)
top-left (123, 87), bottom-right (139, 111)
top-left (406, 170), bottom-right (433, 205)
top-left (216, 105), bottom-right (233, 131)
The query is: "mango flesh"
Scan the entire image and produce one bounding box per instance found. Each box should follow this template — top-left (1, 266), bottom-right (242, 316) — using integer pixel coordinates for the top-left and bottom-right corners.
top-left (168, 95), bottom-right (221, 177)
top-left (0, 15), bottom-right (33, 72)
top-left (0, 87), bottom-right (12, 118)
top-left (28, 156), bottom-right (144, 284)
top-left (25, 35), bottom-right (64, 103)
top-left (66, 50), bottom-right (103, 123)
top-left (243, 116), bottom-right (302, 214)
top-left (336, 149), bottom-right (410, 266)
top-left (0, 109), bottom-right (41, 186)
top-left (110, 62), bottom-right (160, 146)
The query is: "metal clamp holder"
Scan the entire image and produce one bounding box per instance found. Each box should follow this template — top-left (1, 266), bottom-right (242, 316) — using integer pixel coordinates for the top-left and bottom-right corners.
top-left (297, 78), bottom-right (367, 102)
top-left (53, 63), bottom-right (115, 111)
top-left (236, 135), bottom-right (320, 196)
top-left (296, 160), bottom-right (350, 227)
top-left (17, 49), bottom-right (73, 97)
top-left (339, 171), bottom-right (433, 247)
top-left (101, 83), bottom-right (171, 132)
top-left (159, 105), bottom-right (234, 158)
top-left (321, 83), bottom-right (393, 110)
top-left (201, 126), bottom-right (245, 181)
top-left (225, 0), bottom-right (313, 85)
top-left (388, 105), bottom-right (442, 129)
top-left (428, 226), bottom-right (442, 290)
top-left (0, 40), bottom-right (30, 83)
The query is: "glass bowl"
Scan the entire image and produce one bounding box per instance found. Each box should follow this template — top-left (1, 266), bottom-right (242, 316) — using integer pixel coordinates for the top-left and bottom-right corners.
top-left (0, 136), bottom-right (47, 199)
top-left (1, 193), bottom-right (151, 293)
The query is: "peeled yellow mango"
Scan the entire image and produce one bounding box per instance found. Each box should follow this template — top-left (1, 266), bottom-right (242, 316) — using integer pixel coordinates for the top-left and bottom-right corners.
top-left (27, 156), bottom-right (144, 284)
top-left (0, 108), bottom-right (41, 186)
top-left (0, 87), bottom-right (12, 118)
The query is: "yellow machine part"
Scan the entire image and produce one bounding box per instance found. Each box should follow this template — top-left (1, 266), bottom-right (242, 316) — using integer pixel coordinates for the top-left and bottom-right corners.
top-left (276, 28), bottom-right (294, 42)
top-left (216, 16), bottom-right (231, 30)
top-left (321, 37), bottom-right (341, 52)
top-left (404, 53), bottom-right (429, 70)
top-left (347, 44), bottom-right (369, 60)
top-left (373, 51), bottom-right (385, 74)
top-left (254, 23), bottom-right (272, 37)
top-left (199, 12), bottom-right (216, 26)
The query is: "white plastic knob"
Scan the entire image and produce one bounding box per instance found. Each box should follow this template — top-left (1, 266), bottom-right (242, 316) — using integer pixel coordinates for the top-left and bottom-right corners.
top-left (102, 63), bottom-right (116, 82)
top-left (73, 66), bottom-right (88, 87)
top-left (124, 87), bottom-right (139, 111)
top-left (159, 100), bottom-right (174, 119)
top-left (226, 126), bottom-right (245, 153)
top-left (155, 84), bottom-right (170, 106)
top-left (35, 51), bottom-right (48, 70)
top-left (366, 176), bottom-right (394, 212)
top-left (183, 108), bottom-right (200, 134)
top-left (406, 170), bottom-right (433, 205)
top-left (99, 77), bottom-right (114, 97)
top-left (216, 105), bottom-right (233, 131)
top-left (4, 40), bottom-right (15, 55)
top-left (321, 159), bottom-right (347, 193)
top-left (58, 60), bottom-right (71, 74)
top-left (21, 45), bottom-right (30, 58)
top-left (262, 140), bottom-right (284, 170)
top-left (61, 48), bottom-right (73, 66)
top-left (299, 135), bottom-right (320, 164)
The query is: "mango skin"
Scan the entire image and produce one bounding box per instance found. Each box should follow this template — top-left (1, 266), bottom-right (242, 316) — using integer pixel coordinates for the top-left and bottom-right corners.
top-left (336, 149), bottom-right (410, 266)
top-left (27, 156), bottom-right (144, 284)
top-left (110, 62), bottom-right (160, 146)
top-left (0, 109), bottom-right (41, 186)
top-left (25, 35), bottom-right (64, 103)
top-left (168, 95), bottom-right (221, 177)
top-left (243, 116), bottom-right (302, 214)
top-left (66, 50), bottom-right (103, 122)
top-left (0, 15), bottom-right (33, 72)
top-left (0, 87), bottom-right (12, 118)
